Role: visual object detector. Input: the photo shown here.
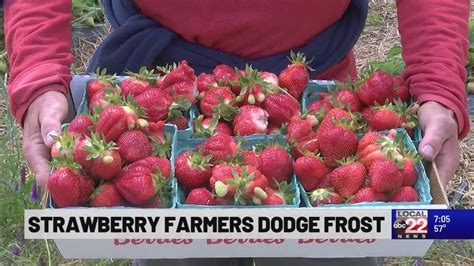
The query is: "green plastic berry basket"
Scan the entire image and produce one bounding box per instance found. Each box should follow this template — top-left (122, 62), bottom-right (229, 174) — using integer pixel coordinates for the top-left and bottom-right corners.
top-left (173, 134), bottom-right (301, 208)
top-left (298, 128), bottom-right (432, 208)
top-left (70, 75), bottom-right (194, 131)
top-left (48, 124), bottom-right (179, 209)
top-left (300, 79), bottom-right (422, 145)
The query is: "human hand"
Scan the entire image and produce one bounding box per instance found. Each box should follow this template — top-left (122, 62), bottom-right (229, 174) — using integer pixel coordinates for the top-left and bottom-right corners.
top-left (23, 90), bottom-right (68, 188)
top-left (417, 101), bottom-right (460, 187)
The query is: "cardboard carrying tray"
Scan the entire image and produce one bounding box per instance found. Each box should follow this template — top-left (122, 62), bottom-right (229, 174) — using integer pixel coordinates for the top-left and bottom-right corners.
top-left (50, 77), bottom-right (449, 259)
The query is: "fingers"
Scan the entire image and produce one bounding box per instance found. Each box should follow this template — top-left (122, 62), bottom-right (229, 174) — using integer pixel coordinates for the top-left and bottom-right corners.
top-left (418, 113), bottom-right (457, 161)
top-left (38, 95), bottom-right (68, 147)
top-left (433, 137), bottom-right (460, 187)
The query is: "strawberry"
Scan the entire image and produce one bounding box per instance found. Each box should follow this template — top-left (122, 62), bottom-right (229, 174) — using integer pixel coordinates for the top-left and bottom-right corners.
top-left (310, 189), bottom-right (342, 206)
top-left (95, 104), bottom-right (142, 142)
top-left (86, 68), bottom-right (116, 99)
top-left (115, 165), bottom-right (168, 205)
top-left (333, 88), bottom-right (362, 112)
top-left (48, 158), bottom-right (90, 207)
top-left (210, 162), bottom-right (237, 199)
top-left (261, 72), bottom-right (279, 86)
top-left (260, 182), bottom-right (295, 206)
top-left (135, 88), bottom-right (172, 122)
top-left (357, 70), bottom-right (394, 106)
top-left (185, 188), bottom-right (215, 205)
top-left (349, 187), bottom-right (387, 203)
top-left (167, 115), bottom-right (188, 130)
top-left (174, 149), bottom-right (213, 191)
top-left (389, 76), bottom-right (409, 102)
top-left (78, 173), bottom-right (95, 205)
top-left (240, 150), bottom-right (260, 169)
top-left (73, 138), bottom-right (93, 173)
top-left (257, 143), bottom-right (292, 184)
top-left (366, 103), bottom-right (402, 131)
top-left (116, 130), bottom-right (152, 164)
top-left (89, 182), bottom-right (126, 207)
top-left (68, 114), bottom-right (94, 137)
top-left (359, 131), bottom-right (403, 168)
top-left (140, 121), bottom-right (166, 141)
top-left (193, 116), bottom-right (233, 137)
top-left (121, 67), bottom-right (156, 97)
top-left (294, 152), bottom-right (330, 192)
top-left (390, 186), bottom-right (419, 202)
top-left (317, 109), bottom-right (359, 167)
top-left (233, 105), bottom-right (269, 135)
top-left (50, 129), bottom-right (76, 159)
top-left (198, 134), bottom-right (238, 163)
top-left (263, 93), bottom-right (301, 126)
top-left (213, 64), bottom-right (238, 89)
top-left (199, 86), bottom-right (238, 119)
top-left (161, 60), bottom-right (198, 104)
top-left (307, 97), bottom-right (333, 114)
top-left (88, 87), bottom-right (122, 111)
top-left (84, 134), bottom-right (122, 181)
top-left (278, 51), bottom-right (313, 99)
top-left (124, 156), bottom-right (172, 178)
top-left (368, 159), bottom-right (403, 193)
top-left (287, 112), bottom-right (320, 157)
top-left (197, 73), bottom-right (218, 99)
top-left (234, 66), bottom-right (276, 106)
top-left (357, 131), bottom-right (385, 154)
top-left (315, 173), bottom-right (332, 189)
top-left (329, 157), bottom-right (366, 198)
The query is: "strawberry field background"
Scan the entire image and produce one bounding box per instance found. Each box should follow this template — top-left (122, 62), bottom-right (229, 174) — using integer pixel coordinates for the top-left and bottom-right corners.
top-left (0, 0), bottom-right (473, 265)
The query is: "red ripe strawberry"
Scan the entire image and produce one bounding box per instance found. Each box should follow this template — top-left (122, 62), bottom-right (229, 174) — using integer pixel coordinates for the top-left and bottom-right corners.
top-left (124, 156), bottom-right (172, 178)
top-left (278, 51), bottom-right (312, 99)
top-left (199, 86), bottom-right (237, 118)
top-left (84, 134), bottom-right (122, 181)
top-left (117, 130), bottom-right (152, 164)
top-left (115, 166), bottom-right (167, 205)
top-left (366, 104), bottom-right (402, 131)
top-left (357, 131), bottom-right (385, 154)
top-left (161, 60), bottom-right (198, 104)
top-left (210, 162), bottom-right (237, 199)
top-left (50, 129), bottom-right (76, 159)
top-left (96, 105), bottom-right (140, 142)
top-left (86, 68), bottom-right (116, 99)
top-left (201, 117), bottom-right (233, 136)
top-left (317, 110), bottom-right (359, 167)
top-left (237, 166), bottom-right (269, 200)
top-left (68, 114), bottom-right (94, 137)
top-left (198, 134), bottom-right (238, 163)
top-left (140, 121), bottom-right (166, 141)
top-left (294, 152), bottom-right (330, 191)
top-left (89, 182), bottom-right (126, 207)
top-left (233, 105), bottom-right (269, 135)
top-left (307, 98), bottom-right (333, 114)
top-left (334, 88), bottom-right (362, 112)
top-left (240, 150), bottom-right (259, 169)
top-left (360, 107), bottom-right (373, 121)
top-left (135, 89), bottom-right (172, 122)
top-left (257, 143), bottom-right (292, 184)
top-left (121, 67), bottom-right (156, 97)
top-left (261, 72), bottom-right (279, 86)
top-left (287, 113), bottom-right (319, 144)
top-left (399, 150), bottom-right (420, 186)
top-left (73, 138), bottom-right (92, 173)
top-left (350, 187), bottom-right (387, 203)
top-left (185, 188), bottom-right (215, 205)
top-left (175, 149), bottom-right (213, 191)
top-left (389, 76), bottom-right (409, 102)
top-left (167, 115), bottom-right (188, 130)
top-left (193, 116), bottom-right (232, 137)
top-left (197, 73), bottom-right (218, 99)
top-left (310, 189), bottom-right (342, 206)
top-left (48, 158), bottom-right (87, 207)
top-left (329, 157), bottom-right (366, 198)
top-left (369, 159), bottom-right (403, 193)
top-left (263, 93), bottom-right (301, 126)
top-left (78, 173), bottom-right (95, 205)
top-left (213, 64), bottom-right (238, 85)
top-left (315, 173), bottom-right (332, 189)
top-left (260, 182), bottom-right (295, 206)
top-left (88, 87), bottom-right (122, 112)
top-left (390, 186), bottom-right (419, 202)
top-left (357, 70), bottom-right (394, 106)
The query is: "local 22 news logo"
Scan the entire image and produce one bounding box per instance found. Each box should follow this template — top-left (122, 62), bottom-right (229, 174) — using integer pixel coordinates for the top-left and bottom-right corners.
top-left (393, 210), bottom-right (428, 239)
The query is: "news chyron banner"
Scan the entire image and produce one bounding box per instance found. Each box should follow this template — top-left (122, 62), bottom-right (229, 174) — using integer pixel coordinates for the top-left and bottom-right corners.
top-left (24, 208), bottom-right (474, 240)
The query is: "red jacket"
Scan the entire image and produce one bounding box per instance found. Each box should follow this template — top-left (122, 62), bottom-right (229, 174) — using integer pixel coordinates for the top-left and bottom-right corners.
top-left (4, 0), bottom-right (470, 138)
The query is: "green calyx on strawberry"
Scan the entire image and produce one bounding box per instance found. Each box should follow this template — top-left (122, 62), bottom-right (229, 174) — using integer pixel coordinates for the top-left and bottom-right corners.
top-left (149, 168), bottom-right (173, 208)
top-left (233, 65), bottom-right (280, 105)
top-left (224, 166), bottom-right (269, 205)
top-left (156, 62), bottom-right (178, 75)
top-left (366, 100), bottom-right (418, 132)
top-left (151, 135), bottom-right (172, 159)
top-left (309, 188), bottom-right (342, 206)
top-left (212, 97), bottom-right (239, 122)
top-left (260, 181), bottom-right (296, 206)
top-left (167, 96), bottom-right (192, 121)
top-left (193, 115), bottom-right (220, 138)
top-left (50, 127), bottom-right (77, 159)
top-left (87, 68), bottom-right (118, 99)
top-left (278, 51), bottom-right (314, 99)
top-left (83, 133), bottom-right (122, 181)
top-left (125, 66), bottom-right (158, 87)
top-left (88, 87), bottom-right (123, 112)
